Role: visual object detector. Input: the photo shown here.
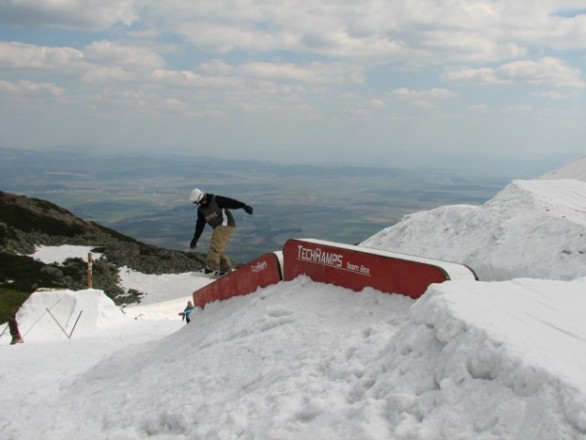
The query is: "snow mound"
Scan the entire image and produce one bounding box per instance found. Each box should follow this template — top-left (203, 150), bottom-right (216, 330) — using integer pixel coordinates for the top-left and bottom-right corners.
top-left (46, 278), bottom-right (416, 438)
top-left (361, 179), bottom-right (586, 281)
top-left (16, 289), bottom-right (127, 342)
top-left (539, 156), bottom-right (586, 182)
top-left (25, 276), bottom-right (586, 439)
top-left (374, 277), bottom-right (586, 438)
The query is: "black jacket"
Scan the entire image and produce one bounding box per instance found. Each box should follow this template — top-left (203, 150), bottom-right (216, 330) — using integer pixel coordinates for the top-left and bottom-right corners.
top-left (193, 194), bottom-right (247, 241)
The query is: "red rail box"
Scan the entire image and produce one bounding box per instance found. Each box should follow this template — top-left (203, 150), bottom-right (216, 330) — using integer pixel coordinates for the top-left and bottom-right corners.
top-left (283, 239), bottom-right (477, 299)
top-left (193, 252), bottom-right (283, 308)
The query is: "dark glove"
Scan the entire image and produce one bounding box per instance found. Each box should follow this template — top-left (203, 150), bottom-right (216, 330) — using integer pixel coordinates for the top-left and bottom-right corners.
top-left (244, 205), bottom-right (253, 215)
top-left (189, 237), bottom-right (198, 249)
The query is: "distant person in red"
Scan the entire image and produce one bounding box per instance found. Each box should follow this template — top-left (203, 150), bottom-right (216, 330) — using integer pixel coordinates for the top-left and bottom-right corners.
top-left (189, 188), bottom-right (253, 276)
top-left (9, 314), bottom-right (23, 345)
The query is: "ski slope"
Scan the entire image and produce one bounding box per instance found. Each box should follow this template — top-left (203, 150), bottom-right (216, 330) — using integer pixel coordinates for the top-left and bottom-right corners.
top-left (2, 156), bottom-right (586, 439)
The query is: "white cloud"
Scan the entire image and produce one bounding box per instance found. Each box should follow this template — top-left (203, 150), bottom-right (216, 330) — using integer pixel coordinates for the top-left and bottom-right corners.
top-left (392, 87), bottom-right (456, 108)
top-left (82, 66), bottom-right (133, 83)
top-left (467, 103), bottom-right (536, 118)
top-left (0, 40), bottom-right (165, 86)
top-left (84, 41), bottom-right (165, 71)
top-left (198, 60), bottom-right (235, 76)
top-left (534, 90), bottom-right (580, 100)
top-left (238, 62), bottom-right (363, 84)
top-left (151, 69), bottom-right (238, 89)
top-left (370, 98), bottom-right (386, 109)
top-left (512, 8), bottom-right (586, 50)
top-left (0, 41), bottom-right (84, 70)
top-left (442, 67), bottom-right (499, 84)
top-left (163, 98), bottom-right (190, 112)
top-left (443, 57), bottom-right (585, 88)
top-left (0, 79), bottom-right (64, 96)
top-left (139, 0), bottom-right (586, 64)
top-left (240, 62), bottom-right (326, 83)
top-left (499, 57), bottom-right (585, 88)
top-left (1, 0), bottom-right (585, 158)
top-left (151, 61), bottom-right (363, 100)
top-left (0, 0), bottom-right (137, 30)
top-left (176, 21), bottom-right (278, 53)
top-left (393, 88), bottom-right (456, 100)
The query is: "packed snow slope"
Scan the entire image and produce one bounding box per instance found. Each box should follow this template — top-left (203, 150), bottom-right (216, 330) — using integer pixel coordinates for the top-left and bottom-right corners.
top-left (2, 156), bottom-right (586, 439)
top-left (361, 164), bottom-right (586, 281)
top-left (539, 155), bottom-right (586, 182)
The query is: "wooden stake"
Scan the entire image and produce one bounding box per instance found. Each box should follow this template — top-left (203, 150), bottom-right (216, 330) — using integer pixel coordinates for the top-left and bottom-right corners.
top-left (87, 253), bottom-right (93, 289)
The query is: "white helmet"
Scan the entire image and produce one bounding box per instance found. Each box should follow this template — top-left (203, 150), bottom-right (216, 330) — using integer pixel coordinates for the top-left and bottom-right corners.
top-left (189, 188), bottom-right (205, 204)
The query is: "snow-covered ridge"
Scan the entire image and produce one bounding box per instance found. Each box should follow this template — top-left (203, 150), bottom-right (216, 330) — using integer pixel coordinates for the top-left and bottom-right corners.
top-left (361, 178), bottom-right (586, 281)
top-left (539, 156), bottom-right (586, 182)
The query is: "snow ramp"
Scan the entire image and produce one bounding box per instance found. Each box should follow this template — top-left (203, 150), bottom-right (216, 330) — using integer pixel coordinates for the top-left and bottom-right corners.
top-left (15, 289), bottom-right (125, 342)
top-left (193, 239), bottom-right (477, 308)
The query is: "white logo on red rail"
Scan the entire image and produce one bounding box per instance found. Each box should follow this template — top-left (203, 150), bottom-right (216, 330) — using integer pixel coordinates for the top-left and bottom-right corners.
top-left (296, 244), bottom-right (371, 276)
top-left (251, 260), bottom-right (268, 273)
top-left (297, 245), bottom-right (343, 267)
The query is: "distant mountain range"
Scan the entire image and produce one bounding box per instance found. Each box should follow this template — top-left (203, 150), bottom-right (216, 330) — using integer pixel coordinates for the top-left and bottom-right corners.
top-left (0, 146), bottom-right (533, 262)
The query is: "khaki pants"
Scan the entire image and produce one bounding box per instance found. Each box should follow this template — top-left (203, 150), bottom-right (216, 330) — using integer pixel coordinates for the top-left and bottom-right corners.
top-left (206, 225), bottom-right (235, 272)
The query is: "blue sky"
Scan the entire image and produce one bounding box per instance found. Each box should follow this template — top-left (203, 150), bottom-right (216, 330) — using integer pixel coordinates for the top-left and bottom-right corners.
top-left (0, 1), bottom-right (584, 166)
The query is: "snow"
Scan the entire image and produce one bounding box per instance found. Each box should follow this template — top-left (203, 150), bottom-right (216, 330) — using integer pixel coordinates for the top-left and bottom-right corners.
top-left (2, 156), bottom-right (586, 439)
top-left (539, 156), bottom-right (586, 182)
top-left (118, 266), bottom-right (213, 305)
top-left (361, 178), bottom-right (586, 281)
top-left (30, 244), bottom-right (103, 264)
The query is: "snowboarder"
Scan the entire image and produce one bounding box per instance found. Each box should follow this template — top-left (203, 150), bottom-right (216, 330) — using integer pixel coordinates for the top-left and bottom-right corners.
top-left (188, 188), bottom-right (253, 276)
top-left (179, 301), bottom-right (195, 324)
top-left (9, 314), bottom-right (23, 345)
